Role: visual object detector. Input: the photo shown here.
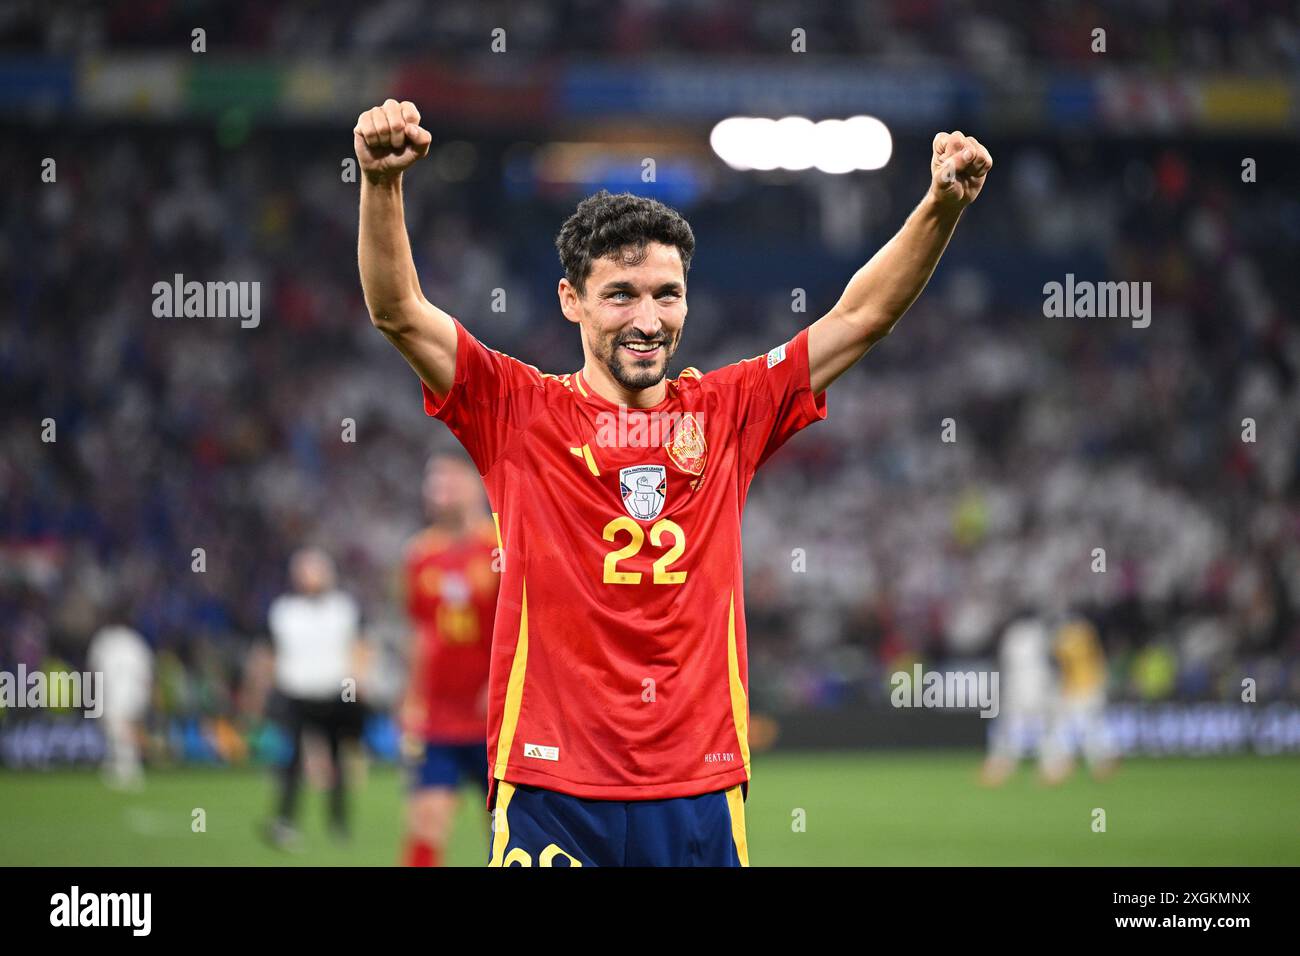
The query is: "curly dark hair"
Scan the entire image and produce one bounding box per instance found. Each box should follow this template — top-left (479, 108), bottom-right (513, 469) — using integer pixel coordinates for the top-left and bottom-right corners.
top-left (554, 190), bottom-right (696, 297)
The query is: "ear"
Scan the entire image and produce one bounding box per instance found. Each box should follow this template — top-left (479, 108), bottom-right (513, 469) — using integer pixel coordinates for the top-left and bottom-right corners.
top-left (558, 278), bottom-right (582, 324)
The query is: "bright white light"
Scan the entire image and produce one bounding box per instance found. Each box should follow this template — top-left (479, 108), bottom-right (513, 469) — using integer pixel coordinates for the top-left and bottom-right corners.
top-left (812, 119), bottom-right (855, 174)
top-left (709, 116), bottom-right (754, 171)
top-left (743, 118), bottom-right (781, 171)
top-left (844, 115), bottom-right (893, 170)
top-left (773, 116), bottom-right (817, 171)
top-left (709, 115), bottom-right (893, 174)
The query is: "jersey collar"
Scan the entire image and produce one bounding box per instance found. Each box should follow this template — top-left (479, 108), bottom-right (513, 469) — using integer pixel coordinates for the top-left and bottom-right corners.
top-left (571, 369), bottom-right (677, 413)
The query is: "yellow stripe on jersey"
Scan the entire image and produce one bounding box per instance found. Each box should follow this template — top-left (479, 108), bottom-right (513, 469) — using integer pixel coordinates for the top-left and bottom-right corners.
top-left (540, 372), bottom-right (574, 392)
top-left (568, 444), bottom-right (600, 476)
top-left (490, 511), bottom-right (505, 573)
top-left (725, 784), bottom-right (750, 867)
top-left (726, 591), bottom-right (751, 779)
top-left (487, 781), bottom-right (517, 867)
top-left (573, 372), bottom-right (590, 397)
top-left (492, 580), bottom-right (530, 781)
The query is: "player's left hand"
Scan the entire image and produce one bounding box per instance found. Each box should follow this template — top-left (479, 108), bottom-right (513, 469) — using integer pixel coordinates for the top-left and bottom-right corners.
top-left (929, 131), bottom-right (992, 209)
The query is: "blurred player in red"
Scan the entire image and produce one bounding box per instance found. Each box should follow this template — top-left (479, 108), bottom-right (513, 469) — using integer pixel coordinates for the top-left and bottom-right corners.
top-left (399, 452), bottom-right (499, 867)
top-left (356, 97), bottom-right (991, 865)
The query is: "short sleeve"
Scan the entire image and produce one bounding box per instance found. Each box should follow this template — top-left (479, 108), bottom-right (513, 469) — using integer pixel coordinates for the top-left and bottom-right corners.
top-left (729, 326), bottom-right (828, 473)
top-left (421, 317), bottom-right (546, 474)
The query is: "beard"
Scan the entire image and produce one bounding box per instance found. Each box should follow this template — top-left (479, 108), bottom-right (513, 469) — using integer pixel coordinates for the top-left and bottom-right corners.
top-left (598, 329), bottom-right (679, 392)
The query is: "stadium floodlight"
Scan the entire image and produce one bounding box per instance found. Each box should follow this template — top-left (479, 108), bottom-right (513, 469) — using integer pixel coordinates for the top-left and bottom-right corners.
top-left (811, 119), bottom-right (856, 174)
top-left (709, 115), bottom-right (893, 174)
top-left (842, 115), bottom-right (893, 170)
top-left (773, 116), bottom-right (818, 171)
top-left (709, 116), bottom-right (764, 171)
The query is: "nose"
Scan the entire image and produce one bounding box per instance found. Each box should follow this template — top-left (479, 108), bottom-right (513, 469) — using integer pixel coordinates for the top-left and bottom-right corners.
top-left (630, 299), bottom-right (661, 339)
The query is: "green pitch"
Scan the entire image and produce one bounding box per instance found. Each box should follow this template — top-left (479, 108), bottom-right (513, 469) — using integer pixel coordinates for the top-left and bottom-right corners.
top-left (1, 751), bottom-right (1296, 866)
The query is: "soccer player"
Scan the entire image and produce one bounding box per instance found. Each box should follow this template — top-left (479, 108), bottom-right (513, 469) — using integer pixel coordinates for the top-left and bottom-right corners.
top-left (400, 452), bottom-right (499, 867)
top-left (87, 616), bottom-right (153, 791)
top-left (1042, 614), bottom-right (1117, 784)
top-left (355, 99), bottom-right (991, 866)
top-left (980, 614), bottom-right (1056, 787)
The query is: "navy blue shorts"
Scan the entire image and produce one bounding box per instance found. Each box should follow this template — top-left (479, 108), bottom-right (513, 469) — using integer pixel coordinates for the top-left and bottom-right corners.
top-left (408, 741), bottom-right (488, 793)
top-left (486, 782), bottom-right (748, 867)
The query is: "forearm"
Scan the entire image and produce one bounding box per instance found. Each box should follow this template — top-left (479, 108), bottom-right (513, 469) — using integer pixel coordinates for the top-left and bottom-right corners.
top-left (831, 192), bottom-right (963, 340)
top-left (358, 173), bottom-right (425, 329)
top-left (806, 132), bottom-right (989, 393)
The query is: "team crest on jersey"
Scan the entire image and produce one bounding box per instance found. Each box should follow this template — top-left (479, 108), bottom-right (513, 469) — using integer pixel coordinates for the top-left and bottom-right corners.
top-left (620, 464), bottom-right (667, 521)
top-left (665, 412), bottom-right (707, 476)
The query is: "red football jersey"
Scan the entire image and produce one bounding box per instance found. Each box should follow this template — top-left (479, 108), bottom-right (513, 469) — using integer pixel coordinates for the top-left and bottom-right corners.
top-left (422, 317), bottom-right (827, 803)
top-left (403, 523), bottom-right (499, 744)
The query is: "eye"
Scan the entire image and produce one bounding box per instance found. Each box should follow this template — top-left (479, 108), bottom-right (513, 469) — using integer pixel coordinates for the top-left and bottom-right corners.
top-left (610, 291), bottom-right (632, 301)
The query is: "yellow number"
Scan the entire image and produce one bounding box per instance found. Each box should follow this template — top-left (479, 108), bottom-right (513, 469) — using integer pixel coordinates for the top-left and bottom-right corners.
top-left (436, 604), bottom-right (478, 644)
top-left (602, 516), bottom-right (644, 584)
top-left (651, 520), bottom-right (687, 584)
top-left (601, 517), bottom-right (686, 585)
top-left (539, 844), bottom-right (583, 867)
top-left (500, 844), bottom-right (582, 867)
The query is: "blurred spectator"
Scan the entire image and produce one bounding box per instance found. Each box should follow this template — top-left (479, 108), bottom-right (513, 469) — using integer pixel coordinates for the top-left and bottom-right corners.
top-left (262, 548), bottom-right (364, 849)
top-left (5, 1), bottom-right (1297, 70)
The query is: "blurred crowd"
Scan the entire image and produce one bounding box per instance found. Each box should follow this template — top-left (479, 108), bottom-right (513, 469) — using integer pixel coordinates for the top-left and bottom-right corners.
top-left (743, 141), bottom-right (1300, 711)
top-left (2, 0), bottom-right (1296, 70)
top-left (1, 115), bottom-right (1297, 749)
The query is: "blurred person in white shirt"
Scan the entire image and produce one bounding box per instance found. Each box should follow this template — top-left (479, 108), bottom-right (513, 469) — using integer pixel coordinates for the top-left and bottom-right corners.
top-left (981, 614), bottom-right (1055, 786)
top-left (87, 619), bottom-right (154, 791)
top-left (262, 548), bottom-right (365, 850)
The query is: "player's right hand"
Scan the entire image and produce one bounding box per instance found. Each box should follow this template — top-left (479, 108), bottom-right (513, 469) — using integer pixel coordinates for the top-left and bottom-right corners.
top-left (354, 99), bottom-right (432, 183)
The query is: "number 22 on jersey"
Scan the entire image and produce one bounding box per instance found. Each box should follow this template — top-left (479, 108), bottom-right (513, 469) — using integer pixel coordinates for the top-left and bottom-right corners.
top-left (602, 516), bottom-right (687, 585)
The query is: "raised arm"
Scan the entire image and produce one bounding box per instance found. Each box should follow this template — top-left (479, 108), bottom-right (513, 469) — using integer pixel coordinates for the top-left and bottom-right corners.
top-left (807, 130), bottom-right (992, 394)
top-left (356, 98), bottom-right (458, 399)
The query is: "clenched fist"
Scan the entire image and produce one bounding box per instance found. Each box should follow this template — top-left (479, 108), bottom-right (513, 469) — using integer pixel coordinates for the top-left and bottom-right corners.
top-left (929, 131), bottom-right (992, 209)
top-left (354, 99), bottom-right (432, 184)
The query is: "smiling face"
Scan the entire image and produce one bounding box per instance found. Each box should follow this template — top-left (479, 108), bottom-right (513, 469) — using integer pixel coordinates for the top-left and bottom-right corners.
top-left (561, 241), bottom-right (687, 397)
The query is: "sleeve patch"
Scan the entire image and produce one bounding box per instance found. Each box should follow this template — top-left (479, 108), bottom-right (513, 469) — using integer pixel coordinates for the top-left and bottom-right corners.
top-left (766, 343), bottom-right (787, 368)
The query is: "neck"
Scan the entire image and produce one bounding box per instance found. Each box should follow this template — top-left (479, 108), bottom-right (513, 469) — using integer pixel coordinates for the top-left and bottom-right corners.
top-left (581, 362), bottom-right (668, 409)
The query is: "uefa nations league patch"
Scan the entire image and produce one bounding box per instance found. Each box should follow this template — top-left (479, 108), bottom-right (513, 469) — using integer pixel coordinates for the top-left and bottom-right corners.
top-left (620, 464), bottom-right (667, 521)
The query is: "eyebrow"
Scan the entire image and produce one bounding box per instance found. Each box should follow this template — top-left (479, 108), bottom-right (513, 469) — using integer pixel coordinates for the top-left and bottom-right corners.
top-left (599, 280), bottom-right (684, 294)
